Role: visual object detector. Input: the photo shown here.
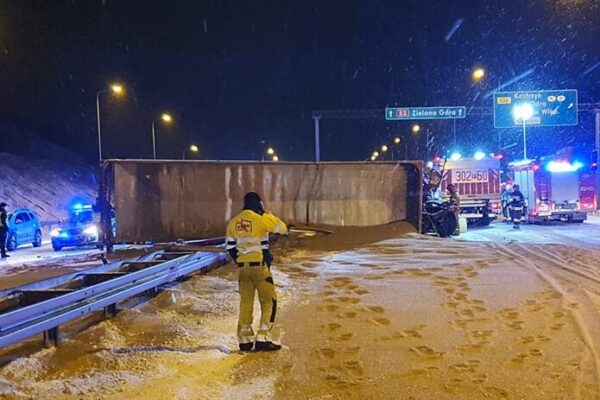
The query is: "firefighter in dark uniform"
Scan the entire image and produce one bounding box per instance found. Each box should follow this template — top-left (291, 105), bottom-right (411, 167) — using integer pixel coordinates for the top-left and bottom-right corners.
top-left (446, 184), bottom-right (461, 235)
top-left (225, 192), bottom-right (288, 352)
top-left (0, 202), bottom-right (9, 259)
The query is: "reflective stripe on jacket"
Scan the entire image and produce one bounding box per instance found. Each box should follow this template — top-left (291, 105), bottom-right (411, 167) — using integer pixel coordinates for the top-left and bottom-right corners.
top-left (225, 210), bottom-right (288, 263)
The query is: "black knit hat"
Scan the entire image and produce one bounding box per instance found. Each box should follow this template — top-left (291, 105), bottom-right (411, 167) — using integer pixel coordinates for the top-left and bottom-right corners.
top-left (243, 192), bottom-right (264, 214)
top-left (0, 202), bottom-right (6, 208)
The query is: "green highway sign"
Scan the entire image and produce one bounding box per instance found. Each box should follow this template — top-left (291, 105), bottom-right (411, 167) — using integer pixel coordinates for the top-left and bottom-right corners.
top-left (385, 106), bottom-right (466, 120)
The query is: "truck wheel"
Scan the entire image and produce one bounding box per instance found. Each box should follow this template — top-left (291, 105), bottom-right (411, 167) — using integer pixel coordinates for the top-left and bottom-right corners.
top-left (6, 234), bottom-right (17, 251)
top-left (435, 213), bottom-right (457, 238)
top-left (33, 230), bottom-right (42, 247)
top-left (477, 216), bottom-right (492, 227)
top-left (421, 215), bottom-right (433, 234)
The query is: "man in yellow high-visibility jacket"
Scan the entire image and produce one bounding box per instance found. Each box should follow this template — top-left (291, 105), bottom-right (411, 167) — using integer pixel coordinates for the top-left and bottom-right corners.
top-left (226, 192), bottom-right (288, 352)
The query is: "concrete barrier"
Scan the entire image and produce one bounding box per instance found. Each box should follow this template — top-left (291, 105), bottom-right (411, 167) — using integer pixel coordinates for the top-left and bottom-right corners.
top-left (104, 160), bottom-right (422, 242)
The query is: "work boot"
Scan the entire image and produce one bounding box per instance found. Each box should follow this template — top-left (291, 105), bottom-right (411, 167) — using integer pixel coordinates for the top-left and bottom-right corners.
top-left (254, 341), bottom-right (281, 352)
top-left (239, 343), bottom-right (254, 352)
top-left (1, 254), bottom-right (9, 258)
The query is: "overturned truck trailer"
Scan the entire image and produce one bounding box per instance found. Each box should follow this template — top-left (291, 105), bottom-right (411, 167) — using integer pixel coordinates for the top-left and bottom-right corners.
top-left (98, 160), bottom-right (423, 245)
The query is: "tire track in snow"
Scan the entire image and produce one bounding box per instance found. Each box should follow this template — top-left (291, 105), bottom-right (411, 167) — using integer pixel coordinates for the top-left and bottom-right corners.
top-left (528, 244), bottom-right (600, 287)
top-left (491, 242), bottom-right (600, 394)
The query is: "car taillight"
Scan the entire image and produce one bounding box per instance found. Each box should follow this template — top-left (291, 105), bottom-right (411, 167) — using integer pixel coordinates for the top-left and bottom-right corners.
top-left (529, 211), bottom-right (538, 217)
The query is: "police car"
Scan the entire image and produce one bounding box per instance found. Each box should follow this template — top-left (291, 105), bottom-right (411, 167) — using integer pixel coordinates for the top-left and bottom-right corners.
top-left (50, 204), bottom-right (107, 251)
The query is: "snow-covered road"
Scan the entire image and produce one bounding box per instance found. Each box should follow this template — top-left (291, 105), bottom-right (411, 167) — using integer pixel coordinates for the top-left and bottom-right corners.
top-left (458, 215), bottom-right (600, 248)
top-left (0, 243), bottom-right (147, 290)
top-left (0, 241), bottom-right (103, 267)
top-left (3, 228), bottom-right (600, 399)
top-left (3, 220), bottom-right (600, 399)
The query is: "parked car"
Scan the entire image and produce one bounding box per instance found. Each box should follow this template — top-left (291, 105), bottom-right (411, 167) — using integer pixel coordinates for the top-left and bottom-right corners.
top-left (6, 208), bottom-right (43, 250)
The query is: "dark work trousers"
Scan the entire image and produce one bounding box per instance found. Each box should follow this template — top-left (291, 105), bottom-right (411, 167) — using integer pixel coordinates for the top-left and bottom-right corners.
top-left (0, 230), bottom-right (7, 257)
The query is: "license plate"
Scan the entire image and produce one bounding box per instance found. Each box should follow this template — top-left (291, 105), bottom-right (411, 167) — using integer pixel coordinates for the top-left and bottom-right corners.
top-left (452, 169), bottom-right (489, 184)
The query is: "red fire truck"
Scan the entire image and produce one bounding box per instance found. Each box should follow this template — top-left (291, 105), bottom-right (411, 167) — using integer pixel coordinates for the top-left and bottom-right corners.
top-left (437, 157), bottom-right (502, 226)
top-left (509, 158), bottom-right (595, 223)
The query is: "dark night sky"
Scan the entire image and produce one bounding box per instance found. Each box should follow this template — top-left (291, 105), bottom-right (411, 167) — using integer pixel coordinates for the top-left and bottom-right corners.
top-left (0, 0), bottom-right (599, 162)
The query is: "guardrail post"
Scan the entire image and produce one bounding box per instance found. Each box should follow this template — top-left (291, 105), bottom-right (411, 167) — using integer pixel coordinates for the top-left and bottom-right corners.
top-left (43, 327), bottom-right (59, 348)
top-left (103, 303), bottom-right (118, 316)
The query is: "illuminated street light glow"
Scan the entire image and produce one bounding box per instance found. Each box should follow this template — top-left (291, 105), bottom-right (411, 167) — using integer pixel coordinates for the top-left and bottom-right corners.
top-left (450, 152), bottom-right (462, 161)
top-left (110, 84), bottom-right (124, 94)
top-left (472, 67), bottom-right (485, 81)
top-left (512, 103), bottom-right (534, 123)
top-left (272, 155), bottom-right (279, 161)
top-left (161, 113), bottom-right (173, 123)
top-left (411, 124), bottom-right (421, 134)
top-left (189, 144), bottom-right (199, 153)
top-left (393, 137), bottom-right (401, 144)
top-left (381, 145), bottom-right (388, 152)
top-left (372, 151), bottom-right (379, 158)
top-left (266, 147), bottom-right (275, 156)
top-left (370, 155), bottom-right (376, 161)
top-left (474, 151), bottom-right (486, 160)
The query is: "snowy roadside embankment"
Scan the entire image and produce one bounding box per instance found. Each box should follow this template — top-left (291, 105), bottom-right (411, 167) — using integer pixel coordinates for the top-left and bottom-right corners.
top-left (0, 152), bottom-right (95, 223)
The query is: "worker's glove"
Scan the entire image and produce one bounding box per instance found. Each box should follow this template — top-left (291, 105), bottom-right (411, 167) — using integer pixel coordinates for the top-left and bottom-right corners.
top-left (227, 248), bottom-right (239, 263)
top-left (284, 224), bottom-right (293, 236)
top-left (262, 250), bottom-right (274, 266)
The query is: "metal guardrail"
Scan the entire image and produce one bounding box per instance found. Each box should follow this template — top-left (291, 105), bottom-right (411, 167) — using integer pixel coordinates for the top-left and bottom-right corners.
top-left (0, 250), bottom-right (227, 349)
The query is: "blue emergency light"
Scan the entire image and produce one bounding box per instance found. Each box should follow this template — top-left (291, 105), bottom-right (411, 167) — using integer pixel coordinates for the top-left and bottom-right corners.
top-left (546, 161), bottom-right (583, 173)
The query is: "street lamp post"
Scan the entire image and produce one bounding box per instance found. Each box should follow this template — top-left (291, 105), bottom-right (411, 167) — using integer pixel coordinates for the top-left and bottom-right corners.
top-left (392, 137), bottom-right (402, 161)
top-left (96, 84), bottom-right (124, 161)
top-left (512, 103), bottom-right (534, 159)
top-left (522, 120), bottom-right (527, 160)
top-left (313, 116), bottom-right (321, 162)
top-left (96, 92), bottom-right (102, 161)
top-left (152, 113), bottom-right (173, 159)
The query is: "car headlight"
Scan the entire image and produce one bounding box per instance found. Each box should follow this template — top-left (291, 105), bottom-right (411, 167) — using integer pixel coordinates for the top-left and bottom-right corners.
top-left (51, 229), bottom-right (61, 237)
top-left (83, 225), bottom-right (98, 236)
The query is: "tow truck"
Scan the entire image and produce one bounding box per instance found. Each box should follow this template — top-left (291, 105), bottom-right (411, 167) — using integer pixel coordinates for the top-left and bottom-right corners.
top-left (509, 158), bottom-right (594, 223)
